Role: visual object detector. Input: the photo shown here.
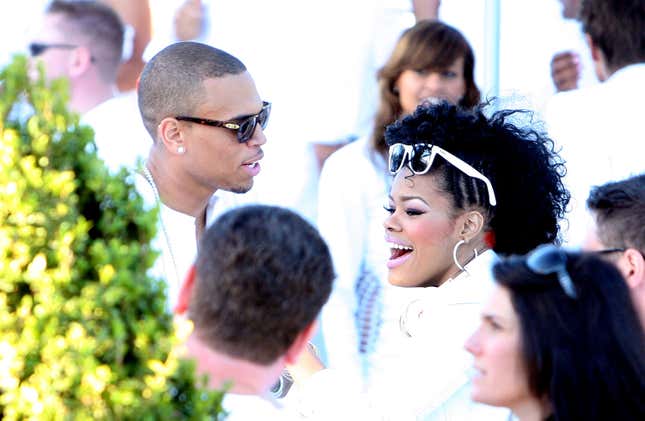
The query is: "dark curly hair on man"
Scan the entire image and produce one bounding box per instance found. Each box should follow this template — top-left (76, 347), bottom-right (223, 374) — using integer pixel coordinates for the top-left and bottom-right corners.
top-left (385, 101), bottom-right (569, 255)
top-left (189, 205), bottom-right (335, 365)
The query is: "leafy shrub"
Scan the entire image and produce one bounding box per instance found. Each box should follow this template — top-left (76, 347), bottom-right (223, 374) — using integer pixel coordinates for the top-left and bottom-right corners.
top-left (0, 56), bottom-right (225, 420)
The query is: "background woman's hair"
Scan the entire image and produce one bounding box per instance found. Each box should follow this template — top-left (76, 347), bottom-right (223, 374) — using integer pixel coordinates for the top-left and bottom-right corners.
top-left (494, 251), bottom-right (645, 420)
top-left (370, 20), bottom-right (480, 160)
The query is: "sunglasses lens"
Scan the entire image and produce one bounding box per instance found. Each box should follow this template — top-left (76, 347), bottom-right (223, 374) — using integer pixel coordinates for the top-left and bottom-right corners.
top-left (237, 117), bottom-right (256, 143)
top-left (410, 144), bottom-right (432, 174)
top-left (29, 43), bottom-right (44, 56)
top-left (389, 144), bottom-right (406, 174)
top-left (258, 104), bottom-right (271, 129)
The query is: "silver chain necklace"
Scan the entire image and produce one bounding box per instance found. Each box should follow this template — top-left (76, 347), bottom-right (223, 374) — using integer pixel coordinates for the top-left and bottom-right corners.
top-left (140, 164), bottom-right (181, 288)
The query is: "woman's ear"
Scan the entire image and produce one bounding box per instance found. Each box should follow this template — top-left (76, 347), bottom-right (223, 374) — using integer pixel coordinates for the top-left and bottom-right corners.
top-left (459, 210), bottom-right (485, 242)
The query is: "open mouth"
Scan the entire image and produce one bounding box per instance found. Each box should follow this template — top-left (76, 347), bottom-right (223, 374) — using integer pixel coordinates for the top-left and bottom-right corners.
top-left (388, 242), bottom-right (413, 260)
top-left (243, 162), bottom-right (259, 169)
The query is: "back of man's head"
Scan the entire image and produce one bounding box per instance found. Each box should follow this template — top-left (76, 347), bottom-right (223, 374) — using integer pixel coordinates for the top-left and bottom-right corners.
top-left (587, 174), bottom-right (645, 253)
top-left (580, 0), bottom-right (645, 72)
top-left (137, 42), bottom-right (247, 140)
top-left (188, 205), bottom-right (335, 365)
top-left (46, 0), bottom-right (124, 83)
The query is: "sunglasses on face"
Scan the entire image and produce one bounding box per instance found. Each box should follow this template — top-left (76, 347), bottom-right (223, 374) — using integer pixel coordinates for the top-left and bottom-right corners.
top-left (526, 244), bottom-right (577, 298)
top-left (29, 42), bottom-right (77, 56)
top-left (388, 143), bottom-right (497, 206)
top-left (175, 101), bottom-right (271, 143)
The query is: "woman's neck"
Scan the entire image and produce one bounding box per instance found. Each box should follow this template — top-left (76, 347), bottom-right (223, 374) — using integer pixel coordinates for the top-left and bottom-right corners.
top-left (512, 396), bottom-right (552, 421)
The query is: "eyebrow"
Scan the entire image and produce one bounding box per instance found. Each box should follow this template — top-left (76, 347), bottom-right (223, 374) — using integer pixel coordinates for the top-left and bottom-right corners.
top-left (393, 195), bottom-right (430, 205)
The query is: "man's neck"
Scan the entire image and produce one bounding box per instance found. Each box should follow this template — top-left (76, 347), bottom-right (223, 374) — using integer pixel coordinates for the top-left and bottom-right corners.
top-left (74, 80), bottom-right (117, 115)
top-left (186, 333), bottom-right (284, 396)
top-left (146, 149), bottom-right (214, 218)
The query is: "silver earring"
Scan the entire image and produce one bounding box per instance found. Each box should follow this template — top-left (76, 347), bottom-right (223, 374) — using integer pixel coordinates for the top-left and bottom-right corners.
top-left (453, 239), bottom-right (467, 273)
top-left (177, 146), bottom-right (186, 154)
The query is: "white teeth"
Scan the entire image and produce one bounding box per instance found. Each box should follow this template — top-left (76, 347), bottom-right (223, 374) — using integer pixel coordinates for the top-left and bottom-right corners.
top-left (388, 242), bottom-right (413, 251)
top-left (245, 162), bottom-right (257, 167)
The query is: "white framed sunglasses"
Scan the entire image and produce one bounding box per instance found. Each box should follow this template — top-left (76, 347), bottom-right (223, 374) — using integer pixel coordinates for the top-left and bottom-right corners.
top-left (388, 143), bottom-right (497, 206)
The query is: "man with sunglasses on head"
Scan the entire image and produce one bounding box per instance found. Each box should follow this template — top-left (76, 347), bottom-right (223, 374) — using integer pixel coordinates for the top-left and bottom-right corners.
top-left (28, 0), bottom-right (149, 172)
top-left (584, 174), bottom-right (645, 328)
top-left (136, 41), bottom-right (268, 311)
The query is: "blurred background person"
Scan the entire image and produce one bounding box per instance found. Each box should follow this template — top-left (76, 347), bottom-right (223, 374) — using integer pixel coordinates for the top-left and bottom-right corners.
top-left (584, 174), bottom-right (645, 327)
top-left (545, 0), bottom-right (645, 247)
top-left (466, 246), bottom-right (645, 420)
top-left (28, 0), bottom-right (149, 172)
top-left (318, 20), bottom-right (480, 387)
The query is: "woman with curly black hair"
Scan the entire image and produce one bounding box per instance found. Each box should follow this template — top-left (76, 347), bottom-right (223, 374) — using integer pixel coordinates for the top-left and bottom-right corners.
top-left (371, 101), bottom-right (570, 418)
top-left (466, 246), bottom-right (645, 420)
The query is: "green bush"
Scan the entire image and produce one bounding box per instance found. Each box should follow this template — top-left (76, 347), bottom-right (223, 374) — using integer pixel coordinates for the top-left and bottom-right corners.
top-left (0, 56), bottom-right (225, 420)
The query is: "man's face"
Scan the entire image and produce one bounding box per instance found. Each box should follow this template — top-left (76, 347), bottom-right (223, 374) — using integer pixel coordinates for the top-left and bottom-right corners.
top-left (29, 13), bottom-right (74, 81)
top-left (176, 72), bottom-right (267, 194)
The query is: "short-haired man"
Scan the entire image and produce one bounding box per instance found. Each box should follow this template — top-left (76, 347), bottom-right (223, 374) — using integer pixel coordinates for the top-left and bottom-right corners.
top-left (545, 0), bottom-right (644, 247)
top-left (175, 205), bottom-right (334, 419)
top-left (136, 41), bottom-right (268, 307)
top-left (584, 174), bottom-right (645, 327)
top-left (29, 0), bottom-right (148, 171)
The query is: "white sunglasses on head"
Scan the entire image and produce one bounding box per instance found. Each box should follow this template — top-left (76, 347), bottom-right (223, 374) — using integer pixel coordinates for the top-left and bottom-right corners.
top-left (388, 143), bottom-right (497, 206)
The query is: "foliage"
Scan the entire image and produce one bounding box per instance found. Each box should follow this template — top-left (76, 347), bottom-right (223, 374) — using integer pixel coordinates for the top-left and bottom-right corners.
top-left (0, 56), bottom-right (225, 420)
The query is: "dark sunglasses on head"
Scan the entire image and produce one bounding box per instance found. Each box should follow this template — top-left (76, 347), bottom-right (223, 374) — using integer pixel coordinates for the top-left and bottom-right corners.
top-left (175, 101), bottom-right (271, 143)
top-left (29, 42), bottom-right (77, 57)
top-left (388, 143), bottom-right (497, 206)
top-left (526, 244), bottom-right (577, 298)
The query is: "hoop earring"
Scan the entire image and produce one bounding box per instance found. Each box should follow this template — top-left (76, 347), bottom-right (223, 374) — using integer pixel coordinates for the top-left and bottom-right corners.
top-left (453, 239), bottom-right (467, 273)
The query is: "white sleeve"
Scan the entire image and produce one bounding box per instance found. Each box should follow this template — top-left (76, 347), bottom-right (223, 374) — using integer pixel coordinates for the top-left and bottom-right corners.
top-left (316, 150), bottom-right (367, 384)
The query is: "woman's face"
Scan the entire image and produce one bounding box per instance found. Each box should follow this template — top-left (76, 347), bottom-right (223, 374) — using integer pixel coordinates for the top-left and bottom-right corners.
top-left (465, 285), bottom-right (535, 410)
top-left (395, 56), bottom-right (466, 115)
top-left (384, 170), bottom-right (462, 287)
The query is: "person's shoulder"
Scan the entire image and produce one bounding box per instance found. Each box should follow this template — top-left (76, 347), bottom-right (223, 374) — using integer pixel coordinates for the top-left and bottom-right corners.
top-left (322, 136), bottom-right (380, 174)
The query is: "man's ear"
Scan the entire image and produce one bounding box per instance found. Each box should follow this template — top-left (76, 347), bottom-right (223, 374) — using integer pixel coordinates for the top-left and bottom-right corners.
top-left (284, 320), bottom-right (318, 365)
top-left (619, 249), bottom-right (645, 290)
top-left (158, 117), bottom-right (187, 155)
top-left (174, 264), bottom-right (196, 315)
top-left (458, 210), bottom-right (485, 242)
top-left (68, 45), bottom-right (93, 78)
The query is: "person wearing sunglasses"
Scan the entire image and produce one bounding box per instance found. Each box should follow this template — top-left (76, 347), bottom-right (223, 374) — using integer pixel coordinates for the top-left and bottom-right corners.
top-left (584, 173), bottom-right (645, 328)
top-left (372, 101), bottom-right (569, 418)
top-left (317, 20), bottom-right (481, 388)
top-left (466, 245), bottom-right (645, 420)
top-left (136, 41), bottom-right (268, 311)
top-left (28, 1), bottom-right (150, 173)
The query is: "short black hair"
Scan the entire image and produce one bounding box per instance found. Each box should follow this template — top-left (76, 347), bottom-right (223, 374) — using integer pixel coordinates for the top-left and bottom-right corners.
top-left (189, 205), bottom-right (335, 365)
top-left (580, 0), bottom-right (645, 72)
top-left (385, 102), bottom-right (570, 255)
top-left (493, 251), bottom-right (645, 420)
top-left (587, 173), bottom-right (645, 253)
top-left (47, 0), bottom-right (124, 82)
top-left (137, 41), bottom-right (247, 140)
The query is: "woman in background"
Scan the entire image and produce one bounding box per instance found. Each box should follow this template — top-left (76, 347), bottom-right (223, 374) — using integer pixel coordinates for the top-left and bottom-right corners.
top-left (318, 20), bottom-right (480, 386)
top-left (466, 245), bottom-right (645, 420)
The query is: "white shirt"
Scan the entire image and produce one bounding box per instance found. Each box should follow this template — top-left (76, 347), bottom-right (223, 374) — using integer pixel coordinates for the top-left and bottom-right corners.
top-left (135, 170), bottom-right (260, 311)
top-left (82, 91), bottom-right (150, 174)
top-left (317, 137), bottom-right (391, 385)
top-left (545, 63), bottom-right (645, 247)
top-left (305, 251), bottom-right (509, 420)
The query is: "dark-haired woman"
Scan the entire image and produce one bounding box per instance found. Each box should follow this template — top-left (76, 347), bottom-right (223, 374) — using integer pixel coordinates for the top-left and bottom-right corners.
top-left (318, 20), bottom-right (481, 386)
top-left (466, 246), bottom-right (645, 420)
top-left (372, 101), bottom-right (569, 418)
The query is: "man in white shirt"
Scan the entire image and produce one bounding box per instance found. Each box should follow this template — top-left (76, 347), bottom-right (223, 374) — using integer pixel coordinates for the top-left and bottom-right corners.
top-left (174, 205), bottom-right (335, 419)
top-left (583, 174), bottom-right (645, 328)
top-left (544, 0), bottom-right (645, 247)
top-left (136, 41), bottom-right (268, 308)
top-left (29, 0), bottom-right (148, 172)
